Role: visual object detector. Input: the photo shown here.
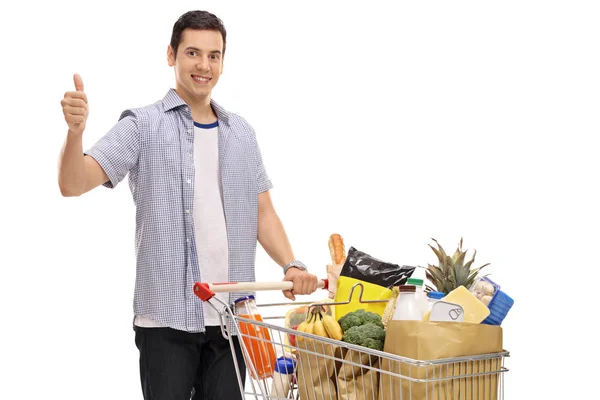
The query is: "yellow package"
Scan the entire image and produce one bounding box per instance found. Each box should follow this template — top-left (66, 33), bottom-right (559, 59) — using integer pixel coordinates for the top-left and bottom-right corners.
top-left (334, 276), bottom-right (393, 319)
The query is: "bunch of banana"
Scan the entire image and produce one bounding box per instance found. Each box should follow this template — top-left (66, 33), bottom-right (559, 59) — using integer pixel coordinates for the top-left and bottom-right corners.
top-left (296, 306), bottom-right (343, 342)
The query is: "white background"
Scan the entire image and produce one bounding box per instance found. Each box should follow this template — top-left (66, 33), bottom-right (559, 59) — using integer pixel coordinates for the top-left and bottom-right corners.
top-left (1, 0), bottom-right (598, 399)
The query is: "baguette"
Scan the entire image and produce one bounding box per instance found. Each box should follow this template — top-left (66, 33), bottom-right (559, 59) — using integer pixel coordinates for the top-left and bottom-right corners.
top-left (328, 233), bottom-right (346, 265)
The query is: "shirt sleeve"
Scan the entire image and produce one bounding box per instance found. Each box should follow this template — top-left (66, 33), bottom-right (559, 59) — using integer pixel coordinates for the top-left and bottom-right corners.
top-left (255, 136), bottom-right (273, 194)
top-left (84, 110), bottom-right (140, 189)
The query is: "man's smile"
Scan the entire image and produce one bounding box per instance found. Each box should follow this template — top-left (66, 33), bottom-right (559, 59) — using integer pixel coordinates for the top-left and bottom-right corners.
top-left (192, 75), bottom-right (211, 84)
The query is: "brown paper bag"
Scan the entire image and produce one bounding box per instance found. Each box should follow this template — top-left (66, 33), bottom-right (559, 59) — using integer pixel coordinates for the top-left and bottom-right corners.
top-left (296, 340), bottom-right (385, 400)
top-left (337, 349), bottom-right (380, 400)
top-left (326, 263), bottom-right (343, 299)
top-left (379, 321), bottom-right (503, 400)
top-left (296, 339), bottom-right (338, 400)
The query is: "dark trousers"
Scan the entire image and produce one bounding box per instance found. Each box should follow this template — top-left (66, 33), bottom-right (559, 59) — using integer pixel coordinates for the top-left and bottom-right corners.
top-left (134, 326), bottom-right (246, 400)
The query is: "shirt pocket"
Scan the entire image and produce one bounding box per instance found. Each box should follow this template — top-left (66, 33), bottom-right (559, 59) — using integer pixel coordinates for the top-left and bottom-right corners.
top-left (143, 126), bottom-right (181, 179)
top-left (161, 127), bottom-right (181, 164)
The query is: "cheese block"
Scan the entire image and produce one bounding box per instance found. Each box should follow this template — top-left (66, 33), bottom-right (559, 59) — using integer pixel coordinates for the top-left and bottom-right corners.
top-left (422, 286), bottom-right (490, 324)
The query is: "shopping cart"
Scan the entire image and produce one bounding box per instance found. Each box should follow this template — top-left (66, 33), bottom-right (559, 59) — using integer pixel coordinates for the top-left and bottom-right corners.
top-left (194, 279), bottom-right (509, 400)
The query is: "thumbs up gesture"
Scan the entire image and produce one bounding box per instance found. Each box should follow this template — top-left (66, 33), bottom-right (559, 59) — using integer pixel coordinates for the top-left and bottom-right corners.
top-left (61, 74), bottom-right (89, 135)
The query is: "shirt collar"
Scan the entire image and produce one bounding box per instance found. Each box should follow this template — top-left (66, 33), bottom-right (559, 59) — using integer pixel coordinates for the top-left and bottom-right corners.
top-left (162, 88), bottom-right (231, 126)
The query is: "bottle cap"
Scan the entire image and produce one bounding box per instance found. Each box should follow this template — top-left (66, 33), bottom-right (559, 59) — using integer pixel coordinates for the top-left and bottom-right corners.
top-left (399, 285), bottom-right (416, 293)
top-left (274, 356), bottom-right (296, 374)
top-left (233, 295), bottom-right (256, 305)
top-left (407, 278), bottom-right (424, 287)
top-left (427, 291), bottom-right (445, 300)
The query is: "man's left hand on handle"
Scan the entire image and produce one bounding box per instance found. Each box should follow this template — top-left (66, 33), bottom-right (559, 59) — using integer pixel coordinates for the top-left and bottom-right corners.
top-left (282, 268), bottom-right (318, 301)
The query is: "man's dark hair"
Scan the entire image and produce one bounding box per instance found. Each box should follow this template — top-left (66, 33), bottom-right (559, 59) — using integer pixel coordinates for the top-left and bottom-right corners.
top-left (170, 11), bottom-right (227, 58)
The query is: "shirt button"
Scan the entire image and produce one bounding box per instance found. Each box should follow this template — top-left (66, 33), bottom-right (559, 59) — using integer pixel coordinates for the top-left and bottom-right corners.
top-left (187, 179), bottom-right (191, 184)
top-left (185, 209), bottom-right (190, 214)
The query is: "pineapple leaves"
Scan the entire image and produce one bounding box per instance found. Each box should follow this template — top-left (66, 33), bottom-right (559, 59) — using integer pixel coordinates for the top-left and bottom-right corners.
top-left (448, 255), bottom-right (458, 289)
top-left (428, 244), bottom-right (443, 264)
top-left (452, 237), bottom-right (464, 264)
top-left (431, 238), bottom-right (448, 260)
top-left (453, 249), bottom-right (466, 270)
top-left (425, 238), bottom-right (491, 294)
top-left (426, 265), bottom-right (445, 284)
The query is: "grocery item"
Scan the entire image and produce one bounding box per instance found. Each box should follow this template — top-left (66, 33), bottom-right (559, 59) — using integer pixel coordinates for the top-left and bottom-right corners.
top-left (334, 247), bottom-right (416, 319)
top-left (284, 302), bottom-right (334, 346)
top-left (422, 286), bottom-right (490, 324)
top-left (483, 289), bottom-right (514, 325)
top-left (326, 233), bottom-right (346, 299)
top-left (392, 285), bottom-right (425, 321)
top-left (296, 306), bottom-right (343, 341)
top-left (288, 325), bottom-right (298, 347)
top-left (328, 233), bottom-right (346, 265)
top-left (425, 238), bottom-right (490, 294)
top-left (296, 312), bottom-right (315, 341)
top-left (234, 295), bottom-right (277, 379)
top-left (470, 276), bottom-right (514, 325)
top-left (407, 278), bottom-right (429, 315)
top-left (270, 356), bottom-right (295, 398)
top-left (340, 247), bottom-right (416, 288)
top-left (471, 277), bottom-right (497, 306)
top-left (429, 301), bottom-right (465, 322)
top-left (334, 276), bottom-right (393, 318)
top-left (321, 311), bottom-right (344, 340)
top-left (326, 265), bottom-right (343, 299)
top-left (312, 310), bottom-right (328, 338)
top-left (424, 291), bottom-right (445, 319)
top-left (381, 320), bottom-right (504, 400)
top-left (381, 286), bottom-right (400, 328)
top-left (338, 309), bottom-right (386, 351)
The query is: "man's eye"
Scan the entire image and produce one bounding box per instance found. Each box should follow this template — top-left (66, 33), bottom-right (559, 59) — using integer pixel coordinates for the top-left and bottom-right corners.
top-left (188, 51), bottom-right (197, 56)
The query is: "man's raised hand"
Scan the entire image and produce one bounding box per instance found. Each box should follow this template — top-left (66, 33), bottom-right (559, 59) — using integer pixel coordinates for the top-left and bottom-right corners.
top-left (61, 74), bottom-right (89, 135)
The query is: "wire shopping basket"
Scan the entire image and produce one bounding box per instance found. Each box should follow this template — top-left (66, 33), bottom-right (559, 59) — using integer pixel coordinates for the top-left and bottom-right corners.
top-left (194, 279), bottom-right (509, 400)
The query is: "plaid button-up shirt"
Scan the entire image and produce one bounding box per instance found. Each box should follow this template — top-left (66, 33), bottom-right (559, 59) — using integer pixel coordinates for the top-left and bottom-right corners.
top-left (85, 89), bottom-right (273, 332)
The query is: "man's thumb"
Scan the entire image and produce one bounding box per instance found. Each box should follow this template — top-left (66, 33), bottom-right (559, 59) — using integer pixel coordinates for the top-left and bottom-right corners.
top-left (73, 73), bottom-right (84, 92)
top-left (282, 290), bottom-right (295, 301)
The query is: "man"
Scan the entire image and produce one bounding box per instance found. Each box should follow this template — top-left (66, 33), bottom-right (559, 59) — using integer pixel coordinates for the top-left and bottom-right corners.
top-left (58, 10), bottom-right (318, 400)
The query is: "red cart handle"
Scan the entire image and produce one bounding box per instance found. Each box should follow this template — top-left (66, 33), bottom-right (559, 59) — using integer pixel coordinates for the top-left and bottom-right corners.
top-left (193, 279), bottom-right (329, 302)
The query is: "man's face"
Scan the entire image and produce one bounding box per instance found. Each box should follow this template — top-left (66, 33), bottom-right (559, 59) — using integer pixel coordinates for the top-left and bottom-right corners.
top-left (168, 29), bottom-right (224, 103)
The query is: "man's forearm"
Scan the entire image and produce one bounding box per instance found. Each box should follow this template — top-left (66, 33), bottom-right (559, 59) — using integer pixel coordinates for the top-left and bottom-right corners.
top-left (257, 209), bottom-right (295, 268)
top-left (58, 131), bottom-right (87, 196)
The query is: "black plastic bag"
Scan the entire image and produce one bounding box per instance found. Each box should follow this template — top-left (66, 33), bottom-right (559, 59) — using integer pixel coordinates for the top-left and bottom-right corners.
top-left (340, 246), bottom-right (416, 288)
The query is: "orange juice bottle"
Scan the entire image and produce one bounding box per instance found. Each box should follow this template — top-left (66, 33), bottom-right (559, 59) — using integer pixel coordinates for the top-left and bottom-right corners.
top-left (234, 295), bottom-right (277, 380)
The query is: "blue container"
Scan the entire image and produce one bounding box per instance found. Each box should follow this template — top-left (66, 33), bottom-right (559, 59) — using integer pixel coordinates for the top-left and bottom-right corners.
top-left (274, 356), bottom-right (296, 374)
top-left (427, 291), bottom-right (446, 300)
top-left (482, 289), bottom-right (514, 325)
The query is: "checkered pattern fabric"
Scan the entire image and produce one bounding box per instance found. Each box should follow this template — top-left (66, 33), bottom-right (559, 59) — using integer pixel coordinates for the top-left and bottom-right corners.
top-left (85, 89), bottom-right (273, 332)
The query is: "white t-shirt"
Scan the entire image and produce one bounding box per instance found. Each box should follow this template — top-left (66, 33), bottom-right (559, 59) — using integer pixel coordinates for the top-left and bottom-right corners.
top-left (134, 120), bottom-right (229, 328)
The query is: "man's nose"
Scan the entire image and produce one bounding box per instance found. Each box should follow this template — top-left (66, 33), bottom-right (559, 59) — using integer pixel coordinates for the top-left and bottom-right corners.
top-left (196, 58), bottom-right (209, 71)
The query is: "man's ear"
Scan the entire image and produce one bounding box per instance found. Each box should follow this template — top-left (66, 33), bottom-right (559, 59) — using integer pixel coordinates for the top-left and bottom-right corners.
top-left (167, 45), bottom-right (175, 67)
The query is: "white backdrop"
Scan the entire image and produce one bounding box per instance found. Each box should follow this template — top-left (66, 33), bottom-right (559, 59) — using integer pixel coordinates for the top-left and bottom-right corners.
top-left (1, 0), bottom-right (598, 399)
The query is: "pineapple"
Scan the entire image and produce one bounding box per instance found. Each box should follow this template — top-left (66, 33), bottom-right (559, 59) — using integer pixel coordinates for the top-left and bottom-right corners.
top-left (425, 238), bottom-right (490, 294)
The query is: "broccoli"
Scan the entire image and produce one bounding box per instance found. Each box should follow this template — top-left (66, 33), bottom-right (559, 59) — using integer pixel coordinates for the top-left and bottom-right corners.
top-left (360, 312), bottom-right (385, 329)
top-left (338, 314), bottom-right (362, 332)
top-left (338, 310), bottom-right (386, 351)
top-left (361, 338), bottom-right (385, 351)
top-left (338, 309), bottom-right (384, 332)
top-left (341, 323), bottom-right (386, 351)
